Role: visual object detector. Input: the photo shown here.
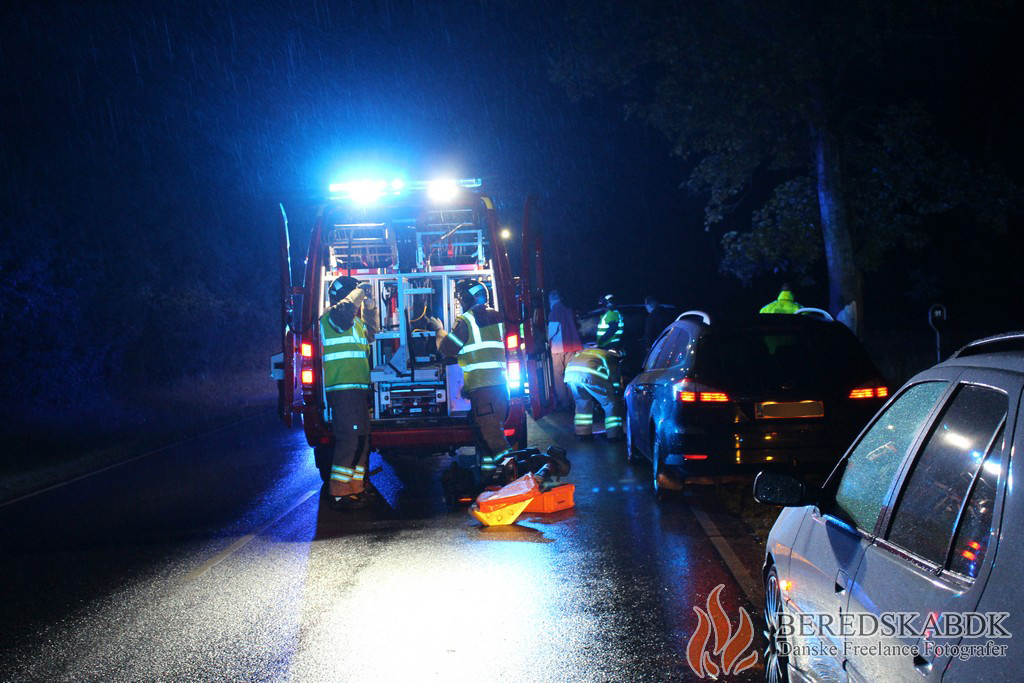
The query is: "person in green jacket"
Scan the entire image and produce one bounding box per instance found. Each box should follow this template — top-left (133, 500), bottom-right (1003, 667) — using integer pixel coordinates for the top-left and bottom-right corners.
top-left (428, 280), bottom-right (511, 483)
top-left (596, 294), bottom-right (624, 351)
top-left (321, 276), bottom-right (379, 510)
top-left (759, 283), bottom-right (802, 314)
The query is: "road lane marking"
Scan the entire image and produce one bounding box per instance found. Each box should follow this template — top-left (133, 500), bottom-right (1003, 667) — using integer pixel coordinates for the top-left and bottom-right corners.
top-left (183, 488), bottom-right (319, 582)
top-left (688, 503), bottom-right (760, 605)
top-left (1, 410), bottom-right (274, 508)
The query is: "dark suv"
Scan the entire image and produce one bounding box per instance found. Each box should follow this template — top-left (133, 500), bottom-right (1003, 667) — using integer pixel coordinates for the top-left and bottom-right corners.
top-left (624, 310), bottom-right (888, 494)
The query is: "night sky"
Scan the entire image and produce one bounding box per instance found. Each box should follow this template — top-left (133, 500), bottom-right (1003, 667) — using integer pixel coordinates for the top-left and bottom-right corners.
top-left (2, 1), bottom-right (1023, 416)
top-left (2, 1), bottom-right (709, 308)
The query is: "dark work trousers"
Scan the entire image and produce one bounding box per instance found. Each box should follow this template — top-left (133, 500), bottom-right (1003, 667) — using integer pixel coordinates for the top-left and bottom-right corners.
top-left (327, 388), bottom-right (371, 497)
top-left (569, 381), bottom-right (623, 439)
top-left (468, 384), bottom-right (512, 478)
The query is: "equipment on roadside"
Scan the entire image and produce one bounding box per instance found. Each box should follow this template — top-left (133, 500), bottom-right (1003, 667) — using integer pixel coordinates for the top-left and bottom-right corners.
top-left (454, 445), bottom-right (577, 526)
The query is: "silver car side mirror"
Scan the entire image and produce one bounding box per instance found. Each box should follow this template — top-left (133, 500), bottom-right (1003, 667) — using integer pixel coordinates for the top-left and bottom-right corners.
top-left (753, 470), bottom-right (808, 507)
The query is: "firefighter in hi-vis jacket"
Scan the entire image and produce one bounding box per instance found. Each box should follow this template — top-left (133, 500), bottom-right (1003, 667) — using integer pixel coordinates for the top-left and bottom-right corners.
top-left (564, 347), bottom-right (623, 441)
top-left (596, 294), bottom-right (624, 351)
top-left (321, 276), bottom-right (379, 510)
top-left (428, 280), bottom-right (512, 483)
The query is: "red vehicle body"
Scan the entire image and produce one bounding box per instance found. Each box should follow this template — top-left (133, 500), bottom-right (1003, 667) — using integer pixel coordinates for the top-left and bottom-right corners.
top-left (272, 179), bottom-right (552, 479)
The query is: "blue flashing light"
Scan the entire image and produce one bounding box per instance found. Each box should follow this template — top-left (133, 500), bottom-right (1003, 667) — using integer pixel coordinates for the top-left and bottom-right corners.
top-left (327, 176), bottom-right (480, 203)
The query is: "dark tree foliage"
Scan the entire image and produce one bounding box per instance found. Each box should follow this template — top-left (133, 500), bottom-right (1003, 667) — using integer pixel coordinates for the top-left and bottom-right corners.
top-left (553, 0), bottom-right (1022, 332)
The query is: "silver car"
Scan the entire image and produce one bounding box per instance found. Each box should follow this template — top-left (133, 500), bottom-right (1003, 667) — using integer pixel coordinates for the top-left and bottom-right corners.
top-left (755, 332), bottom-right (1022, 682)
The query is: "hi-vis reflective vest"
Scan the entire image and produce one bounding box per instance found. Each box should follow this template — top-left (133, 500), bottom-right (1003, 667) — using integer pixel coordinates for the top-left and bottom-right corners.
top-left (564, 348), bottom-right (621, 393)
top-left (320, 313), bottom-right (370, 391)
top-left (597, 309), bottom-right (624, 348)
top-left (760, 289), bottom-right (801, 314)
top-left (452, 309), bottom-right (506, 391)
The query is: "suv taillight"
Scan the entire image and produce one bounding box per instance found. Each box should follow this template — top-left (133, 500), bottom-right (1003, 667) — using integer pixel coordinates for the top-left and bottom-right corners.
top-left (849, 384), bottom-right (888, 399)
top-left (674, 378), bottom-right (730, 403)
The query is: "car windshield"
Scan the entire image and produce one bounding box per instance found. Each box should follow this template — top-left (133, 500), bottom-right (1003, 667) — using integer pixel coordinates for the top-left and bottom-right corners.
top-left (694, 325), bottom-right (876, 393)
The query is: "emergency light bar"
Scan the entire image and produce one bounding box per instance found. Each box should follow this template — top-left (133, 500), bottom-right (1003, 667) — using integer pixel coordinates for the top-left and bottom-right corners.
top-left (327, 177), bottom-right (482, 203)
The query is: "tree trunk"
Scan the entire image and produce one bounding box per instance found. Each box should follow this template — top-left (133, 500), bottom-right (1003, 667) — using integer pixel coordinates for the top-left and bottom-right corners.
top-left (811, 124), bottom-right (863, 336)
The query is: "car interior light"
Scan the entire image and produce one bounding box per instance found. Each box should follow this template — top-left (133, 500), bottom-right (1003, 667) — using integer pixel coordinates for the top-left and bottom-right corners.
top-left (300, 341), bottom-right (313, 358)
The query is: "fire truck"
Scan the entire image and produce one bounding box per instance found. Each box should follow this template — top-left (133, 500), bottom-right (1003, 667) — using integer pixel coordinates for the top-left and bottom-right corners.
top-left (271, 177), bottom-right (553, 481)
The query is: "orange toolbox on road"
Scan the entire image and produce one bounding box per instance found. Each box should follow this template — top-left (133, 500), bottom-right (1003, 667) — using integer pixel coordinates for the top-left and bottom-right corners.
top-left (524, 484), bottom-right (575, 513)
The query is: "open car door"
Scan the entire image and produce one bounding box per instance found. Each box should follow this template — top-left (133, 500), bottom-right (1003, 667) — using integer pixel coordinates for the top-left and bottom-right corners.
top-left (272, 203), bottom-right (299, 427)
top-left (520, 194), bottom-right (556, 419)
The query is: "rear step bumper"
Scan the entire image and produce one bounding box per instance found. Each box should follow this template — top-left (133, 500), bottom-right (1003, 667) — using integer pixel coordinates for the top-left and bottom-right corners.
top-left (369, 401), bottom-right (526, 451)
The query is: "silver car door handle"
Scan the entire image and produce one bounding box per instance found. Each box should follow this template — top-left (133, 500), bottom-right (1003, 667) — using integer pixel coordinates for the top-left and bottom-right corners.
top-left (834, 569), bottom-right (849, 594)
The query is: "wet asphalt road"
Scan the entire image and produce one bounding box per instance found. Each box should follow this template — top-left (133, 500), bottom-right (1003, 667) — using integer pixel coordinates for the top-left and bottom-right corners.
top-left (0, 411), bottom-right (765, 682)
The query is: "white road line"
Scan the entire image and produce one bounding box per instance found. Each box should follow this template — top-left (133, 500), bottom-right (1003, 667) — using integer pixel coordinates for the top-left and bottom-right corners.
top-left (688, 503), bottom-right (760, 605)
top-left (1, 411), bottom-right (273, 508)
top-left (183, 488), bottom-right (320, 582)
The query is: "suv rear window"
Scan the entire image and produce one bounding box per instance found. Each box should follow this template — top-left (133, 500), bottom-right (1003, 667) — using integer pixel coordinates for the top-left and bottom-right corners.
top-left (694, 325), bottom-right (876, 391)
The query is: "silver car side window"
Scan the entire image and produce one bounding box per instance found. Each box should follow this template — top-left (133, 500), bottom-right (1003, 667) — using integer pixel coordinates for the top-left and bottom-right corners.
top-left (948, 426), bottom-right (1004, 579)
top-left (886, 385), bottom-right (1007, 566)
top-left (832, 381), bottom-right (949, 531)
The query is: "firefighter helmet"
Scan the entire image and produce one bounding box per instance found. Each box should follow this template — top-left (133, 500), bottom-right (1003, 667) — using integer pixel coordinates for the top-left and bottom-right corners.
top-left (329, 276), bottom-right (360, 305)
top-left (456, 279), bottom-right (489, 310)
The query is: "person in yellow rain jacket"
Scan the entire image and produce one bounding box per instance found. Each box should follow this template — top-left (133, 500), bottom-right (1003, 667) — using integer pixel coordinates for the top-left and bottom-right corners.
top-left (564, 347), bottom-right (623, 441)
top-left (759, 283), bottom-right (802, 314)
top-left (428, 280), bottom-right (512, 483)
top-left (321, 276), bottom-right (379, 510)
top-left (596, 294), bottom-right (624, 351)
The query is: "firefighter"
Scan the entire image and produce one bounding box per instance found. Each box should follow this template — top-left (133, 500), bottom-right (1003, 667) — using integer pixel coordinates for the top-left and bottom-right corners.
top-left (596, 294), bottom-right (624, 351)
top-left (321, 275), bottom-right (379, 510)
top-left (564, 347), bottom-right (623, 441)
top-left (427, 280), bottom-right (511, 483)
top-left (759, 283), bottom-right (802, 314)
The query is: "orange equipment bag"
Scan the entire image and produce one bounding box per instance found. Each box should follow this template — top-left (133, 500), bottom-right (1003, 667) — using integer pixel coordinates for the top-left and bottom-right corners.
top-left (471, 474), bottom-right (540, 526)
top-left (524, 483), bottom-right (575, 513)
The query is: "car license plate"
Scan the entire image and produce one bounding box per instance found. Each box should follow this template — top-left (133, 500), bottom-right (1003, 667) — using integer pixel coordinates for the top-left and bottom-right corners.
top-left (756, 400), bottom-right (824, 418)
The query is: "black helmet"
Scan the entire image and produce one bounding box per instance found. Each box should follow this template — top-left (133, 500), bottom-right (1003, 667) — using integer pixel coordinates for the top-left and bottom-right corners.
top-left (329, 276), bottom-right (360, 305)
top-left (456, 279), bottom-right (489, 310)
top-left (601, 293), bottom-right (615, 309)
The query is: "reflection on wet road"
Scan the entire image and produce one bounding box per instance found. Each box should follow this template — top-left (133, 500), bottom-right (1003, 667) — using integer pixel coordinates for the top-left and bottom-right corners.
top-left (0, 411), bottom-right (763, 681)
